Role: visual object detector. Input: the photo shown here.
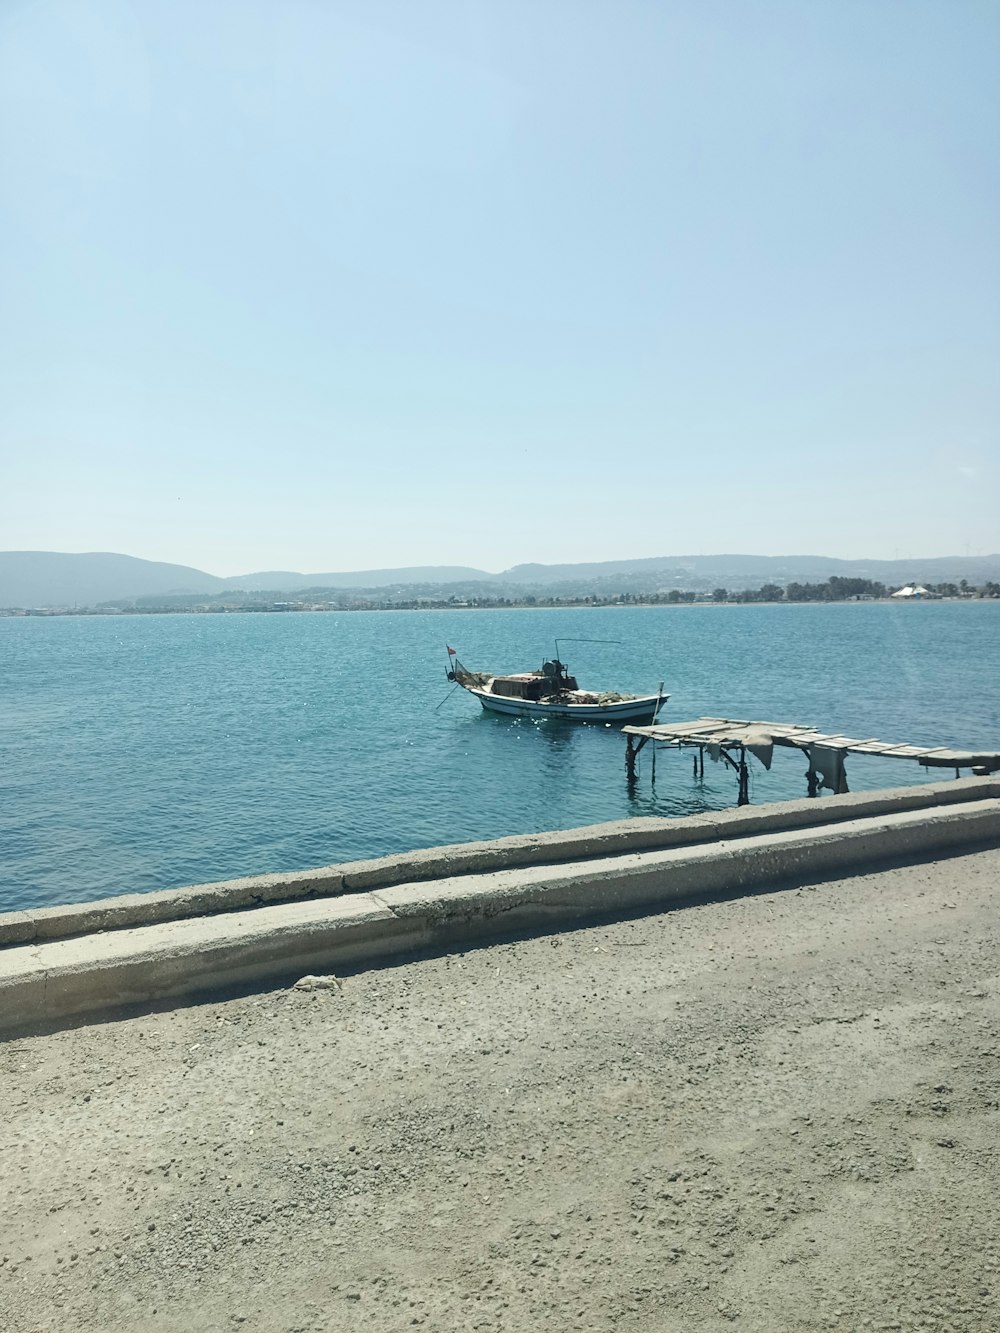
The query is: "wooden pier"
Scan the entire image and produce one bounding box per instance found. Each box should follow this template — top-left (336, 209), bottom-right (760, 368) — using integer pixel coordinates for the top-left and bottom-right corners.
top-left (623, 717), bottom-right (1000, 805)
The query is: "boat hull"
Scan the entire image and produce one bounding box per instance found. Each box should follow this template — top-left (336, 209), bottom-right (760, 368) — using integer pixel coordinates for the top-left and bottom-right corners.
top-left (466, 687), bottom-right (668, 724)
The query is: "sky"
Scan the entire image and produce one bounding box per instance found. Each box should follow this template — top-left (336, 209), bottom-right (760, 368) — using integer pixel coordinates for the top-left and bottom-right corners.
top-left (1, 0), bottom-right (998, 576)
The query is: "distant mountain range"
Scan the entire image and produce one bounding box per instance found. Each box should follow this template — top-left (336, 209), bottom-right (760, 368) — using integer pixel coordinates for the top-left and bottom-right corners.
top-left (0, 552), bottom-right (488, 608)
top-left (2, 549), bottom-right (999, 609)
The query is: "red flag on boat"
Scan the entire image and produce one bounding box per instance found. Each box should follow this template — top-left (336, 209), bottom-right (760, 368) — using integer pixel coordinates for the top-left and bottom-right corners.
top-left (447, 645), bottom-right (457, 655)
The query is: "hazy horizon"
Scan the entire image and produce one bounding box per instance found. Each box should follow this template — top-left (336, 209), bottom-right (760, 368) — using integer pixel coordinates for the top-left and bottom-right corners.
top-left (2, 2), bottom-right (997, 570)
top-left (5, 542), bottom-right (1000, 583)
top-left (5, 544), bottom-right (1000, 585)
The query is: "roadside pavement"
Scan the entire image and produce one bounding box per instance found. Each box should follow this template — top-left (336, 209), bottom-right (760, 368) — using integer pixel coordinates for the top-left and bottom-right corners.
top-left (2, 845), bottom-right (998, 1331)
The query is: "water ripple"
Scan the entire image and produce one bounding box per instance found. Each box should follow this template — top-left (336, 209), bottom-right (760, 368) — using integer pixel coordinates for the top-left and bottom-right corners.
top-left (1, 603), bottom-right (997, 910)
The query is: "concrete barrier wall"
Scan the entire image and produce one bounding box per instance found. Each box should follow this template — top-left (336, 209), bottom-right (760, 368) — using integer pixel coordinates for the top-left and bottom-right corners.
top-left (2, 776), bottom-right (998, 948)
top-left (2, 789), bottom-right (998, 1037)
top-left (368, 798), bottom-right (1000, 945)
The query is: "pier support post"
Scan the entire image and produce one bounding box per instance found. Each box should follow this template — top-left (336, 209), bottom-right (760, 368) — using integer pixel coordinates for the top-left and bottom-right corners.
top-left (626, 734), bottom-right (637, 782)
top-left (737, 748), bottom-right (750, 806)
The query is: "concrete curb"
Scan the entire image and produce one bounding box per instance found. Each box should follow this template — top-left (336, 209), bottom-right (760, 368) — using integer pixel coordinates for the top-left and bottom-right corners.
top-left (3, 776), bottom-right (998, 948)
top-left (2, 793), bottom-right (998, 1037)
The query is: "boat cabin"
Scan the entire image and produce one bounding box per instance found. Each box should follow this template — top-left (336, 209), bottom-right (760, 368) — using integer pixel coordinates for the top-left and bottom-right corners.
top-left (491, 660), bottom-right (579, 700)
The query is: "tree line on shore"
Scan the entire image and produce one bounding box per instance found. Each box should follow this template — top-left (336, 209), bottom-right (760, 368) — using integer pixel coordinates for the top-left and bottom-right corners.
top-left (482, 577), bottom-right (999, 607)
top-left (6, 575), bottom-right (999, 615)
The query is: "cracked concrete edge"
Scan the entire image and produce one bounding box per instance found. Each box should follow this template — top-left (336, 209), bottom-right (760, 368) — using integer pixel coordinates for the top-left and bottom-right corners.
top-left (0, 870), bottom-right (348, 948)
top-left (2, 777), bottom-right (998, 949)
top-left (369, 799), bottom-right (1000, 938)
top-left (1, 797), bottom-right (998, 1038)
top-left (327, 777), bottom-right (1000, 890)
top-left (0, 895), bottom-right (412, 1034)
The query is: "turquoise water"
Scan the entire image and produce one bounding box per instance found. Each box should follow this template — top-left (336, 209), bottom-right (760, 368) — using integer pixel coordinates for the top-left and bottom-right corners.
top-left (2, 603), bottom-right (998, 911)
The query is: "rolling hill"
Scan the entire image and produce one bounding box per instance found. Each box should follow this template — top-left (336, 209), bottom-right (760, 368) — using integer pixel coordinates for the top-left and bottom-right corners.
top-left (2, 550), bottom-right (998, 609)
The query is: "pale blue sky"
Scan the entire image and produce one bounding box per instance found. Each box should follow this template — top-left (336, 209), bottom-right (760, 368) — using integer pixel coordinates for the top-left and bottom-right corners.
top-left (2, 0), bottom-right (997, 575)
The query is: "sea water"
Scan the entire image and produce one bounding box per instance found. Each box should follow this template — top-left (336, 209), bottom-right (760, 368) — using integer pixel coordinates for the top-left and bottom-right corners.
top-left (1, 602), bottom-right (998, 911)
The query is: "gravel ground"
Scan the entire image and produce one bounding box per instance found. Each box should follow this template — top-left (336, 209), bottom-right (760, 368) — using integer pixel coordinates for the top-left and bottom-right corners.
top-left (2, 845), bottom-right (999, 1332)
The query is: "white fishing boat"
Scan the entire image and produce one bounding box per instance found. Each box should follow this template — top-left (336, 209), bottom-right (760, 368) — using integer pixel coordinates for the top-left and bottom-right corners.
top-left (446, 648), bottom-right (668, 723)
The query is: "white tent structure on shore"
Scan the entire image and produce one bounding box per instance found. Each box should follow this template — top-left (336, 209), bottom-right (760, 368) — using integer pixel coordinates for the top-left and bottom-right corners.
top-left (891, 584), bottom-right (929, 599)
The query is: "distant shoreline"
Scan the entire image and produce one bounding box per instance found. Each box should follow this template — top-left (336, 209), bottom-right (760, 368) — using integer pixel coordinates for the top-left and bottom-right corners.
top-left (3, 596), bottom-right (997, 619)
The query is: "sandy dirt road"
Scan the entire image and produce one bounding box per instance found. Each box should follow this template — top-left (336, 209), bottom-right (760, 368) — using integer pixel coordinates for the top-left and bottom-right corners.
top-left (2, 845), bottom-right (999, 1332)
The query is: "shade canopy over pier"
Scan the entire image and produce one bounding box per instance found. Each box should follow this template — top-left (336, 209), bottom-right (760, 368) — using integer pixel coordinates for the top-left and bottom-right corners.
top-left (622, 716), bottom-right (1000, 805)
